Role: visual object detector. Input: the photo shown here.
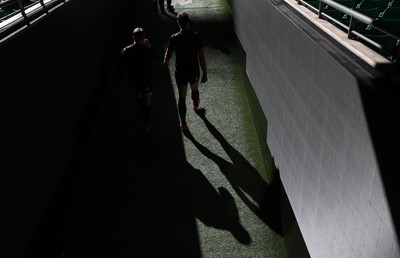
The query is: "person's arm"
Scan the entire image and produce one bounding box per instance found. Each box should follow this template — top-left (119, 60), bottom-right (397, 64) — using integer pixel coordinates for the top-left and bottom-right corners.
top-left (199, 47), bottom-right (208, 83)
top-left (164, 48), bottom-right (174, 65)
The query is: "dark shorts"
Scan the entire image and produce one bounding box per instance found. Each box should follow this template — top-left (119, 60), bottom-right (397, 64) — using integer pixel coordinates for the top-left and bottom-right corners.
top-left (175, 68), bottom-right (200, 86)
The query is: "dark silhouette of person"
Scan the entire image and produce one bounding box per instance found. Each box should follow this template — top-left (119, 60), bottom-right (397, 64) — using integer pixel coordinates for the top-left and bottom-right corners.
top-left (120, 27), bottom-right (158, 131)
top-left (164, 12), bottom-right (208, 131)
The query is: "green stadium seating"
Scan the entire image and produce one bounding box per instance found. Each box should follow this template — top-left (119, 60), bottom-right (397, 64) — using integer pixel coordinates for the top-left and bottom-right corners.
top-left (375, 17), bottom-right (400, 34)
top-left (365, 34), bottom-right (398, 54)
top-left (337, 0), bottom-right (358, 7)
top-left (356, 0), bottom-right (389, 9)
top-left (378, 6), bottom-right (400, 18)
top-left (354, 6), bottom-right (382, 17)
top-left (318, 0), bottom-right (358, 26)
top-left (388, 0), bottom-right (400, 7)
top-left (307, 0), bottom-right (322, 9)
top-left (323, 8), bottom-right (344, 19)
top-left (348, 6), bottom-right (381, 33)
top-left (362, 25), bottom-right (399, 61)
top-left (0, 9), bottom-right (8, 19)
top-left (2, 2), bottom-right (20, 14)
top-left (302, 0), bottom-right (399, 62)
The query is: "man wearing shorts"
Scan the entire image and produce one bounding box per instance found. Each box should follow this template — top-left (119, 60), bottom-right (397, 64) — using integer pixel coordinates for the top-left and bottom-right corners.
top-left (120, 27), bottom-right (158, 131)
top-left (164, 11), bottom-right (208, 131)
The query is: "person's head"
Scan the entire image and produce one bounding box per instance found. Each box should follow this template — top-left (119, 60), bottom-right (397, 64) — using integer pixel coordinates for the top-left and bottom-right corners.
top-left (177, 12), bottom-right (189, 29)
top-left (133, 27), bottom-right (145, 43)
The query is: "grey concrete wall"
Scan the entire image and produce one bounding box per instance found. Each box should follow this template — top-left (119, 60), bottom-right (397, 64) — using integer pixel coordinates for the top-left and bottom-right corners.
top-left (0, 0), bottom-right (132, 257)
top-left (227, 0), bottom-right (400, 257)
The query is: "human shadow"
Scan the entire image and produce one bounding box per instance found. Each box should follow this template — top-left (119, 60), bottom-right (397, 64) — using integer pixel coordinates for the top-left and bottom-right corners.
top-left (184, 108), bottom-right (283, 236)
top-left (170, 161), bottom-right (252, 246)
top-left (63, 63), bottom-right (251, 258)
top-left (62, 1), bottom-right (253, 255)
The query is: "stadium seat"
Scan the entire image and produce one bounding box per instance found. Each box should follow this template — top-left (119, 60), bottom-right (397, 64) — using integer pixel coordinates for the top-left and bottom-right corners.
top-left (2, 1), bottom-right (20, 14)
top-left (320, 0), bottom-right (357, 24)
top-left (330, 0), bottom-right (357, 23)
top-left (354, 6), bottom-right (381, 17)
top-left (388, 0), bottom-right (400, 7)
top-left (362, 26), bottom-right (399, 61)
top-left (337, 0), bottom-right (357, 7)
top-left (378, 6), bottom-right (400, 18)
top-left (347, 6), bottom-right (381, 33)
top-left (374, 17), bottom-right (400, 35)
top-left (323, 8), bottom-right (344, 19)
top-left (365, 34), bottom-right (398, 56)
top-left (356, 0), bottom-right (383, 8)
top-left (0, 9), bottom-right (7, 19)
top-left (308, 0), bottom-right (322, 9)
top-left (304, 0), bottom-right (399, 62)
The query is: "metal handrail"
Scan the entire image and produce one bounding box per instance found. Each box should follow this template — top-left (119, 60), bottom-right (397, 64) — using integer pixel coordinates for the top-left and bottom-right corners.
top-left (297, 0), bottom-right (399, 60)
top-left (0, 0), bottom-right (67, 42)
top-left (321, 0), bottom-right (399, 39)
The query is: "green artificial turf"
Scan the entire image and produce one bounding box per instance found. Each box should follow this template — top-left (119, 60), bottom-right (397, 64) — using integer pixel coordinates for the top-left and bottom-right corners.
top-left (156, 0), bottom-right (288, 257)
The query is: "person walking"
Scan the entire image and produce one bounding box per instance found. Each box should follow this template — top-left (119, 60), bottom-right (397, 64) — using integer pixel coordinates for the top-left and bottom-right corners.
top-left (120, 27), bottom-right (158, 131)
top-left (158, 0), bottom-right (174, 13)
top-left (163, 11), bottom-right (208, 131)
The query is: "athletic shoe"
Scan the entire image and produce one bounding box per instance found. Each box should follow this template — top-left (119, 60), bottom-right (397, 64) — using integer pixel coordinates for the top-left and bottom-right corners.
top-left (180, 122), bottom-right (188, 132)
top-left (193, 98), bottom-right (201, 111)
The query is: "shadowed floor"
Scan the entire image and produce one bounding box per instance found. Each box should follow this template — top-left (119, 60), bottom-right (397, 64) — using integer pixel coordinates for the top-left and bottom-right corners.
top-left (63, 0), bottom-right (287, 257)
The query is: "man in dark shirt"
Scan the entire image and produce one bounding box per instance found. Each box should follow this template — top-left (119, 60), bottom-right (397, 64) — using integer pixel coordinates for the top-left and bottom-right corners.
top-left (120, 27), bottom-right (158, 131)
top-left (164, 12), bottom-right (208, 131)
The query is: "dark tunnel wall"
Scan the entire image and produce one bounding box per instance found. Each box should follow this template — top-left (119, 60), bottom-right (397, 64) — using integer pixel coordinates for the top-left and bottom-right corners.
top-left (0, 0), bottom-right (133, 257)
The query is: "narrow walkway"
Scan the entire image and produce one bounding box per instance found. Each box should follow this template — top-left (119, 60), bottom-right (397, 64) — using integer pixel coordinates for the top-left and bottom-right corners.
top-left (65, 0), bottom-right (287, 257)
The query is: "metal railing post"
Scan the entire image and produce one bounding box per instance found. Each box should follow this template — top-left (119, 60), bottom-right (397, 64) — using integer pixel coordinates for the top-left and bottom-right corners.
top-left (39, 0), bottom-right (48, 13)
top-left (16, 0), bottom-right (27, 22)
top-left (318, 0), bottom-right (323, 18)
top-left (348, 16), bottom-right (355, 39)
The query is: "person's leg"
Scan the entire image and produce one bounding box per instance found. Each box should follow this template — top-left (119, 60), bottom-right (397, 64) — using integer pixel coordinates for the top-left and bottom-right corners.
top-left (189, 68), bottom-right (200, 111)
top-left (190, 80), bottom-right (200, 111)
top-left (134, 83), bottom-right (144, 107)
top-left (176, 71), bottom-right (190, 130)
top-left (177, 84), bottom-right (188, 129)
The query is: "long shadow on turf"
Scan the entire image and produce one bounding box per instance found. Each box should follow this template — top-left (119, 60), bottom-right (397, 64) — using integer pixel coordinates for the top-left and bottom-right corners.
top-left (171, 161), bottom-right (252, 246)
top-left (184, 108), bottom-right (283, 236)
top-left (64, 48), bottom-right (252, 258)
top-left (65, 18), bottom-right (252, 258)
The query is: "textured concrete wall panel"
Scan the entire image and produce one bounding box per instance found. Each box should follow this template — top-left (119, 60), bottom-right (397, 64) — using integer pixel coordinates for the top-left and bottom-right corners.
top-left (227, 0), bottom-right (400, 257)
